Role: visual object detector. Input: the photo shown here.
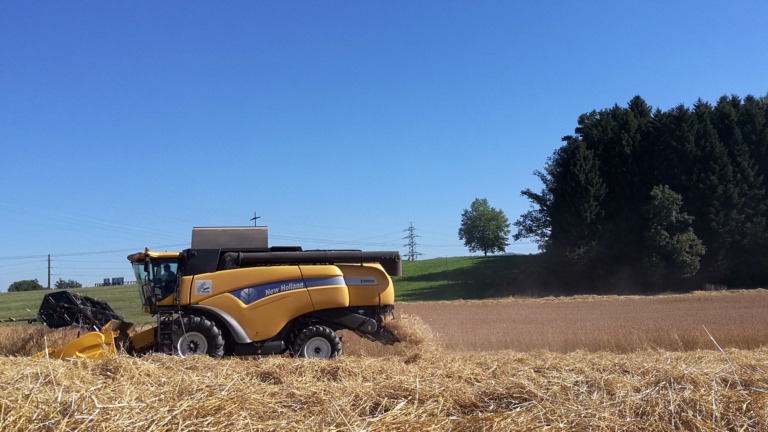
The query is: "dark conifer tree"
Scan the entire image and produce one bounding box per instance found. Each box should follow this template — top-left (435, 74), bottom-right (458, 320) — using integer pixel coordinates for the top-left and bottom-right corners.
top-left (688, 100), bottom-right (741, 281)
top-left (738, 95), bottom-right (768, 190)
top-left (547, 137), bottom-right (606, 266)
top-left (515, 93), bottom-right (768, 293)
top-left (712, 96), bottom-right (764, 219)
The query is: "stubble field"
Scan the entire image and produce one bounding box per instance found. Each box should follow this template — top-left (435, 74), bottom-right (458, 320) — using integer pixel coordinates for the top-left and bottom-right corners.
top-left (1, 290), bottom-right (767, 430)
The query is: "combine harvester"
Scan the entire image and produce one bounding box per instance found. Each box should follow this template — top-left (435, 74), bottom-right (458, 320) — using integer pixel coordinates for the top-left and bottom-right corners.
top-left (20, 227), bottom-right (402, 360)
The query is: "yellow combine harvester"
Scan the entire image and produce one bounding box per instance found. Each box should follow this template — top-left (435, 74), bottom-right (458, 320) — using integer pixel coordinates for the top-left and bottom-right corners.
top-left (33, 227), bottom-right (401, 360)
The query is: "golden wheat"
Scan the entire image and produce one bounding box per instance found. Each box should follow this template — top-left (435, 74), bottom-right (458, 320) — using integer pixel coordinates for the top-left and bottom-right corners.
top-left (398, 289), bottom-right (768, 352)
top-left (1, 314), bottom-right (767, 431)
top-left (0, 326), bottom-right (78, 357)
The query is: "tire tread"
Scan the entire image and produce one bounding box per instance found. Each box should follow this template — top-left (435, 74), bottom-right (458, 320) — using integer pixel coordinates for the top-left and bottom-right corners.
top-left (175, 315), bottom-right (225, 358)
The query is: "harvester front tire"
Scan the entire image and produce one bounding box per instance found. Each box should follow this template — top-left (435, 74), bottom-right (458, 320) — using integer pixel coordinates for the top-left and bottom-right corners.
top-left (293, 325), bottom-right (341, 359)
top-left (174, 315), bottom-right (225, 358)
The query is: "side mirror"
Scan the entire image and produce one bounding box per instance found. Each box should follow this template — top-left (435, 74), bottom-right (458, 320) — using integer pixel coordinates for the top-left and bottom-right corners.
top-left (144, 257), bottom-right (150, 273)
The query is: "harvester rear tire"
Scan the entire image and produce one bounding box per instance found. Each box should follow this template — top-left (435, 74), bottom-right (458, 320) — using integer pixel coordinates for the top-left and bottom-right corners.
top-left (293, 325), bottom-right (341, 359)
top-left (174, 315), bottom-right (225, 358)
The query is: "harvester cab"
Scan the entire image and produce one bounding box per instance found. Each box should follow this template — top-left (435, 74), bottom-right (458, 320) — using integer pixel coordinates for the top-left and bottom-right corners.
top-left (129, 250), bottom-right (182, 313)
top-left (31, 226), bottom-right (402, 360)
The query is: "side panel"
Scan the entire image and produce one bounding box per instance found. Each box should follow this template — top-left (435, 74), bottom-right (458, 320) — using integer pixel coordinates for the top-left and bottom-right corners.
top-left (299, 265), bottom-right (349, 311)
top-left (338, 264), bottom-right (394, 306)
top-left (178, 276), bottom-right (193, 306)
top-left (189, 267), bottom-right (303, 304)
top-left (200, 290), bottom-right (313, 342)
top-left (157, 276), bottom-right (193, 306)
top-left (193, 266), bottom-right (313, 341)
top-left (157, 294), bottom-right (174, 306)
top-left (379, 275), bottom-right (395, 306)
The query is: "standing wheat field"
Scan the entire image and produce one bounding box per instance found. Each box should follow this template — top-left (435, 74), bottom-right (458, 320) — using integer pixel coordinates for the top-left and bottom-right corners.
top-left (397, 289), bottom-right (768, 353)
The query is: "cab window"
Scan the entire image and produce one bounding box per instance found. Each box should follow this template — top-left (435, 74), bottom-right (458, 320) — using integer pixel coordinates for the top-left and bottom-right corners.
top-left (132, 259), bottom-right (179, 305)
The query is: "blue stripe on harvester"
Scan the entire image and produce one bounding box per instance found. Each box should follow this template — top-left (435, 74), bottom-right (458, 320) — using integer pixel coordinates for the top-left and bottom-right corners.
top-left (228, 276), bottom-right (348, 305)
top-left (229, 278), bottom-right (306, 305)
top-left (304, 276), bottom-right (346, 288)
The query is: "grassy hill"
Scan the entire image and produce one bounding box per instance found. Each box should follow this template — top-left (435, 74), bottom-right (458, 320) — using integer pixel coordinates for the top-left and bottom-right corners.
top-left (0, 255), bottom-right (531, 323)
top-left (0, 285), bottom-right (153, 325)
top-left (394, 255), bottom-right (531, 301)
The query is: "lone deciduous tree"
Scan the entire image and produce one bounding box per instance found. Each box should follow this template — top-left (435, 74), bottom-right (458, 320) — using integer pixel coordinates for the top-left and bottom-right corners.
top-left (8, 279), bottom-right (45, 292)
top-left (459, 198), bottom-right (510, 256)
top-left (643, 185), bottom-right (706, 284)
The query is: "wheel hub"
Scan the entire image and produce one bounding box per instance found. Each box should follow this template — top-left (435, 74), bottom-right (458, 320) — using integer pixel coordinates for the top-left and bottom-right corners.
top-left (303, 337), bottom-right (332, 359)
top-left (177, 331), bottom-right (208, 356)
top-left (186, 340), bottom-right (200, 353)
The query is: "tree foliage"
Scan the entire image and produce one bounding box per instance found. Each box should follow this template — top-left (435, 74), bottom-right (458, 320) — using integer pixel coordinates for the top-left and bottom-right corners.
top-left (8, 279), bottom-right (45, 292)
top-left (459, 198), bottom-right (510, 256)
top-left (643, 185), bottom-right (706, 285)
top-left (54, 278), bottom-right (82, 290)
top-left (515, 94), bottom-right (768, 292)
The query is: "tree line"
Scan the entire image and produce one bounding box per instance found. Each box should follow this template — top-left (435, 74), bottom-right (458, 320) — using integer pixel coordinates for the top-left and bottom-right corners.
top-left (514, 94), bottom-right (768, 293)
top-left (8, 278), bottom-right (82, 292)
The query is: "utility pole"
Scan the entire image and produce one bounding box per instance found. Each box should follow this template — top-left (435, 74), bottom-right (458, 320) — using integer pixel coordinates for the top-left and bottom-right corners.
top-left (250, 212), bottom-right (261, 227)
top-left (403, 222), bottom-right (424, 261)
top-left (47, 255), bottom-right (51, 289)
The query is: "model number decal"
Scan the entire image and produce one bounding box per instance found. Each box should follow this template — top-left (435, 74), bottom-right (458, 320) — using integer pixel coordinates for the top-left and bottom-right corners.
top-left (194, 280), bottom-right (212, 295)
top-left (344, 277), bottom-right (378, 286)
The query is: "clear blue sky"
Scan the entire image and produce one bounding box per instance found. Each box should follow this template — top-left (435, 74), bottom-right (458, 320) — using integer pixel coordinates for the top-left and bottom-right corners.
top-left (1, 1), bottom-right (766, 291)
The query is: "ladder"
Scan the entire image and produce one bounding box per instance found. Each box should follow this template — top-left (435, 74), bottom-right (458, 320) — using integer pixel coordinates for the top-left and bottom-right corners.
top-left (157, 312), bottom-right (175, 355)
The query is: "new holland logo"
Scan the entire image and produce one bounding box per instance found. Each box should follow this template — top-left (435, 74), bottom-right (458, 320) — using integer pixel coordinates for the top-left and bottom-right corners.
top-left (264, 282), bottom-right (305, 296)
top-left (229, 278), bottom-right (307, 305)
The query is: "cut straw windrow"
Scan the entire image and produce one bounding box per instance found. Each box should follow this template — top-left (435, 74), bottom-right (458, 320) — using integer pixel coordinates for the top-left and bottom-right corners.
top-left (0, 315), bottom-right (765, 430)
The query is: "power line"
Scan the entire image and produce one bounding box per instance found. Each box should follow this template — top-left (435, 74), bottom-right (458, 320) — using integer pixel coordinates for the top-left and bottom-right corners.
top-left (0, 209), bottom-right (188, 243)
top-left (0, 268), bottom-right (48, 276)
top-left (0, 201), bottom-right (190, 241)
top-left (310, 230), bottom-right (406, 248)
top-left (55, 260), bottom-right (132, 263)
top-left (0, 213), bottom-right (187, 246)
top-left (0, 259), bottom-right (47, 268)
top-left (0, 243), bottom-right (187, 260)
top-left (51, 267), bottom-right (131, 270)
top-left (403, 222), bottom-right (424, 261)
top-left (270, 234), bottom-right (403, 248)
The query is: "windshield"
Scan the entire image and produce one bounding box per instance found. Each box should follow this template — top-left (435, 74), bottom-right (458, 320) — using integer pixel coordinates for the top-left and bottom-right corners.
top-left (132, 259), bottom-right (179, 307)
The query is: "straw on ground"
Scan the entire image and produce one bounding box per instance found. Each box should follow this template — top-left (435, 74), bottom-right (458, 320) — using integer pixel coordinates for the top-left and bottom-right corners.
top-left (0, 315), bottom-right (767, 431)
